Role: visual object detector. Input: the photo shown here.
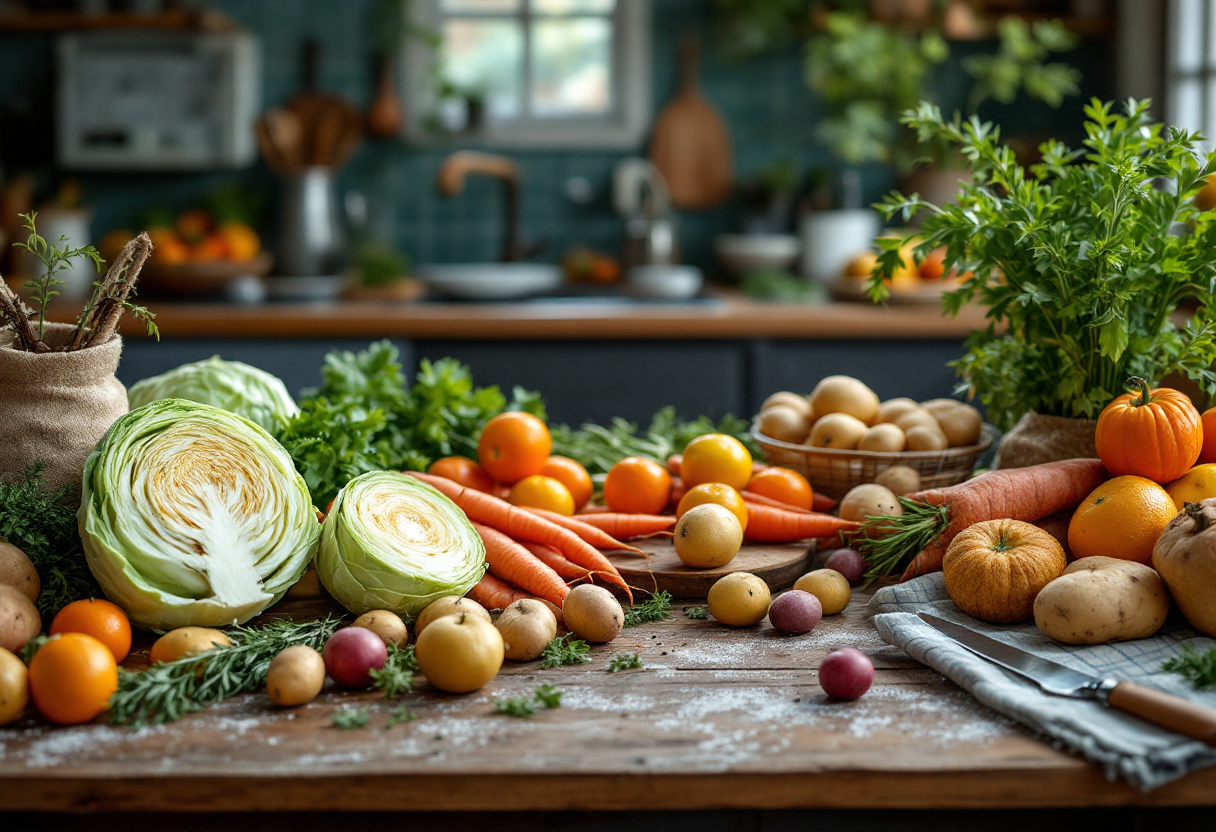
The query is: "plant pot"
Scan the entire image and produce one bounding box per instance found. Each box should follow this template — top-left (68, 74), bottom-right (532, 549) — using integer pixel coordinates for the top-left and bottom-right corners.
top-left (799, 208), bottom-right (880, 284)
top-left (994, 412), bottom-right (1099, 470)
top-left (0, 322), bottom-right (128, 493)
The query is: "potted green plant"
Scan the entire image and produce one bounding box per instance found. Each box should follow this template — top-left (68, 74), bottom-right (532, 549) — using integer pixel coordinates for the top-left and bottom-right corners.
top-left (870, 98), bottom-right (1216, 467)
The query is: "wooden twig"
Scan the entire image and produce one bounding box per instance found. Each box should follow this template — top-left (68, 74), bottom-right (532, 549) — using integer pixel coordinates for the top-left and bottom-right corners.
top-left (0, 278), bottom-right (49, 353)
top-left (72, 231), bottom-right (153, 350)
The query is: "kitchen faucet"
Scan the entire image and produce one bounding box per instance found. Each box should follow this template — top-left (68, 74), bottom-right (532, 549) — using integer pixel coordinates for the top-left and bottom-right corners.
top-left (437, 151), bottom-right (546, 262)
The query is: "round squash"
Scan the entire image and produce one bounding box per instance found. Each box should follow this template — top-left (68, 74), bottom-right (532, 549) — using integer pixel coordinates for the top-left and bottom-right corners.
top-left (1152, 499), bottom-right (1216, 637)
top-left (942, 519), bottom-right (1066, 624)
top-left (1095, 377), bottom-right (1202, 484)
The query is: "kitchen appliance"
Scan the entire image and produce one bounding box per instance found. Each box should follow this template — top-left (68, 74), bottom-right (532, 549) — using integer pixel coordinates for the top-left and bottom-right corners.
top-left (276, 166), bottom-right (346, 280)
top-left (918, 613), bottom-right (1216, 745)
top-left (57, 31), bottom-right (260, 170)
top-left (614, 158), bottom-right (679, 270)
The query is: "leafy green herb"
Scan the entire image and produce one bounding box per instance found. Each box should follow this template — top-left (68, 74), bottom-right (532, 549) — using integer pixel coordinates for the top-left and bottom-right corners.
top-left (625, 591), bottom-right (672, 627)
top-left (854, 498), bottom-right (950, 580)
top-left (332, 707), bottom-right (369, 729)
top-left (385, 704), bottom-right (416, 728)
top-left (607, 653), bottom-right (643, 673)
top-left (13, 211), bottom-right (103, 340)
top-left (873, 98), bottom-right (1216, 429)
top-left (540, 634), bottom-right (591, 668)
top-left (533, 683), bottom-right (562, 709)
top-left (0, 463), bottom-right (100, 619)
top-left (369, 643), bottom-right (417, 698)
top-left (492, 684), bottom-right (563, 717)
top-left (109, 616), bottom-right (342, 727)
top-left (20, 635), bottom-right (47, 665)
top-left (684, 605), bottom-right (708, 620)
top-left (1162, 645), bottom-right (1216, 690)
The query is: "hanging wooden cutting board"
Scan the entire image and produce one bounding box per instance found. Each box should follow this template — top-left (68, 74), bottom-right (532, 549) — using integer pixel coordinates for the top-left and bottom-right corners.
top-left (607, 539), bottom-right (814, 599)
top-left (649, 35), bottom-right (733, 209)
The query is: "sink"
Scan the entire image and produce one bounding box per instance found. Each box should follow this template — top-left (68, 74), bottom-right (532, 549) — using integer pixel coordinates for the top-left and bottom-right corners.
top-left (418, 263), bottom-right (564, 300)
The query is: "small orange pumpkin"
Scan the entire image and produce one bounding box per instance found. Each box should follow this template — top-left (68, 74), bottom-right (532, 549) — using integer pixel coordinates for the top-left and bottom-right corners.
top-left (942, 519), bottom-right (1066, 624)
top-left (1094, 377), bottom-right (1202, 484)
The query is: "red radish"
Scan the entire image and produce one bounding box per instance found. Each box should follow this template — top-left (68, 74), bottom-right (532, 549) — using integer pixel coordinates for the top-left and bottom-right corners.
top-left (824, 549), bottom-right (866, 585)
top-left (819, 647), bottom-right (874, 700)
top-left (322, 627), bottom-right (388, 689)
top-left (768, 590), bottom-right (822, 635)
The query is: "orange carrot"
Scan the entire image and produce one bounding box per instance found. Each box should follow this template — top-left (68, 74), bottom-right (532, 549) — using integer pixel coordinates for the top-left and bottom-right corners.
top-left (473, 523), bottom-right (569, 607)
top-left (521, 507), bottom-right (644, 553)
top-left (521, 542), bottom-right (595, 583)
top-left (408, 471), bottom-right (632, 601)
top-left (812, 492), bottom-right (839, 512)
top-left (666, 454), bottom-right (683, 477)
top-left (571, 512), bottom-right (677, 539)
top-left (741, 490), bottom-right (812, 514)
top-left (744, 503), bottom-right (859, 543)
top-left (468, 573), bottom-right (564, 624)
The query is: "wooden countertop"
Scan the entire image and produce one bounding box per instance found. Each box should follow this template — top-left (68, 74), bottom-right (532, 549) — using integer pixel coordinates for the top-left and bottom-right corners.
top-left (112, 295), bottom-right (990, 341)
top-left (2, 589), bottom-right (1212, 813)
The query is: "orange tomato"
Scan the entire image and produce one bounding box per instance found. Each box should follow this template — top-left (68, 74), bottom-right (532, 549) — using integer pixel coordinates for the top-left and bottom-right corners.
top-left (508, 474), bottom-right (576, 516)
top-left (541, 456), bottom-right (594, 510)
top-left (604, 457), bottom-right (672, 514)
top-left (218, 222), bottom-right (261, 261)
top-left (676, 482), bottom-right (748, 533)
top-left (28, 633), bottom-right (118, 725)
top-left (428, 456), bottom-right (495, 493)
top-left (50, 598), bottom-right (132, 663)
top-left (680, 434), bottom-right (753, 492)
top-left (746, 467), bottom-right (813, 511)
top-left (919, 248), bottom-right (947, 281)
top-left (477, 412), bottom-right (552, 485)
top-left (1067, 476), bottom-right (1178, 564)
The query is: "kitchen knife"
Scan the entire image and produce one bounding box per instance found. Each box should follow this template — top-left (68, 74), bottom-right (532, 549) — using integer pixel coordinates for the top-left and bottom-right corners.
top-left (917, 612), bottom-right (1216, 746)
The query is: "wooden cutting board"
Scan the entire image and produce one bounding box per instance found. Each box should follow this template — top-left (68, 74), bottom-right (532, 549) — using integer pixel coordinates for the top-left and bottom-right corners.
top-left (608, 539), bottom-right (814, 599)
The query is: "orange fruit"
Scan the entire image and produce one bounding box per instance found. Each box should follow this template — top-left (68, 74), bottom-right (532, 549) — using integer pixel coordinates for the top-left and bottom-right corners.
top-left (477, 412), bottom-right (551, 485)
top-left (541, 456), bottom-right (593, 510)
top-left (680, 434), bottom-right (753, 492)
top-left (28, 633), bottom-right (118, 725)
top-left (50, 598), bottom-right (132, 663)
top-left (603, 457), bottom-right (672, 515)
top-left (217, 222), bottom-right (261, 261)
top-left (191, 233), bottom-right (229, 262)
top-left (1067, 475), bottom-right (1178, 565)
top-left (508, 474), bottom-right (576, 516)
top-left (746, 467), bottom-right (813, 511)
top-left (428, 456), bottom-right (495, 493)
top-left (676, 482), bottom-right (748, 533)
top-left (175, 209), bottom-right (214, 244)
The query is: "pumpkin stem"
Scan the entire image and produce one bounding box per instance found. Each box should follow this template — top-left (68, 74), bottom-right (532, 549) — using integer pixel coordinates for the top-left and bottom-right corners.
top-left (1125, 376), bottom-right (1154, 407)
top-left (1185, 501), bottom-right (1210, 533)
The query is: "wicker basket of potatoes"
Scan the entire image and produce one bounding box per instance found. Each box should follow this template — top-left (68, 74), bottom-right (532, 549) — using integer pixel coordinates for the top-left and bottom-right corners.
top-left (751, 376), bottom-right (994, 500)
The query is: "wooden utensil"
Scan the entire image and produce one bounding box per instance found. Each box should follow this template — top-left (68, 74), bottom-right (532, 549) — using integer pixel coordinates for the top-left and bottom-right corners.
top-left (285, 38), bottom-right (362, 168)
top-left (366, 52), bottom-right (403, 139)
top-left (607, 540), bottom-right (813, 599)
top-left (649, 35), bottom-right (733, 209)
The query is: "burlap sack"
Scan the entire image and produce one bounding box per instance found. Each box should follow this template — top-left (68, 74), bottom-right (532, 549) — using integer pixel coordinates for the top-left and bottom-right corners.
top-left (994, 411), bottom-right (1099, 469)
top-left (0, 322), bottom-right (128, 493)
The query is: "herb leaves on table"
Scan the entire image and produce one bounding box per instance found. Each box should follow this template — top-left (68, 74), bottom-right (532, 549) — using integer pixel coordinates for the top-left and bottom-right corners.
top-left (540, 634), bottom-right (591, 669)
top-left (625, 591), bottom-right (673, 627)
top-left (1162, 644), bottom-right (1216, 690)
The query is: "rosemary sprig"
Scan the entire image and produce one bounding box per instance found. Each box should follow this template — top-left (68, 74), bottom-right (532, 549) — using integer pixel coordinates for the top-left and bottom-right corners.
top-left (540, 634), bottom-right (591, 668)
top-left (369, 643), bottom-right (417, 698)
top-left (853, 498), bottom-right (949, 580)
top-left (108, 616), bottom-right (342, 727)
top-left (625, 590), bottom-right (672, 627)
top-left (1162, 645), bottom-right (1216, 690)
top-left (684, 606), bottom-right (708, 620)
top-left (332, 706), bottom-right (369, 729)
top-left (607, 652), bottom-right (643, 673)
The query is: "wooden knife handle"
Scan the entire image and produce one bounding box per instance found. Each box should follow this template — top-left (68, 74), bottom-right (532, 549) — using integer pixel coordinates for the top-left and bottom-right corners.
top-left (1108, 681), bottom-right (1216, 746)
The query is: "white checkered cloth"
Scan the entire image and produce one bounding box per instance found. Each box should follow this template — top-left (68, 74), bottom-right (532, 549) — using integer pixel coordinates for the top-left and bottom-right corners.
top-left (870, 573), bottom-right (1216, 790)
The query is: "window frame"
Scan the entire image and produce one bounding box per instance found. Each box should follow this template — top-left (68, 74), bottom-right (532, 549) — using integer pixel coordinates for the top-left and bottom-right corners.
top-left (1165, 0), bottom-right (1216, 145)
top-left (402, 0), bottom-right (651, 149)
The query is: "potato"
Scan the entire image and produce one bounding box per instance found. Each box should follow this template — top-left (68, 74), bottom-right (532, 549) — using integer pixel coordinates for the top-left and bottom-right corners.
top-left (874, 464), bottom-right (921, 496)
top-left (809, 376), bottom-right (880, 425)
top-left (496, 599), bottom-right (558, 661)
top-left (839, 483), bottom-right (901, 524)
top-left (0, 541), bottom-right (39, 605)
top-left (1034, 557), bottom-right (1169, 644)
top-left (707, 572), bottom-right (771, 627)
top-left (415, 596), bottom-right (492, 635)
top-left (266, 644), bottom-right (326, 707)
top-left (809, 412), bottom-right (868, 450)
top-left (0, 647), bottom-right (28, 725)
top-left (893, 407), bottom-right (939, 433)
top-left (794, 569), bottom-right (852, 615)
top-left (905, 424), bottom-right (948, 451)
top-left (0, 585), bottom-right (40, 653)
top-left (757, 405), bottom-right (810, 443)
top-left (762, 392), bottom-right (812, 419)
top-left (150, 627), bottom-right (232, 664)
top-left (1152, 500), bottom-right (1216, 636)
top-left (562, 584), bottom-right (624, 643)
top-left (353, 609), bottom-right (409, 648)
top-left (933, 403), bottom-right (983, 447)
top-left (875, 398), bottom-right (921, 425)
top-left (858, 423), bottom-right (905, 452)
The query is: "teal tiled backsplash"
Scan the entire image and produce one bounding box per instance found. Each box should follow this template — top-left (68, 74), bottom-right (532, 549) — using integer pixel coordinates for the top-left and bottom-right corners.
top-left (0, 0), bottom-right (1112, 273)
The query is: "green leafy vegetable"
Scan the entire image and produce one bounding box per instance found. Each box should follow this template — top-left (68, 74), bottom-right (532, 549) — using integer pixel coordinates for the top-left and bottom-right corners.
top-left (332, 707), bottom-right (370, 729)
top-left (625, 591), bottom-right (672, 627)
top-left (370, 643), bottom-right (418, 698)
top-left (533, 683), bottom-right (562, 708)
top-left (1162, 644), bottom-right (1216, 690)
top-left (684, 605), bottom-right (708, 620)
top-left (20, 635), bottom-right (47, 665)
top-left (540, 634), bottom-right (591, 668)
top-left (386, 704), bottom-right (416, 728)
top-left (13, 211), bottom-right (103, 340)
top-left (127, 356), bottom-right (300, 432)
top-left (492, 684), bottom-right (563, 717)
top-left (607, 652), bottom-right (643, 673)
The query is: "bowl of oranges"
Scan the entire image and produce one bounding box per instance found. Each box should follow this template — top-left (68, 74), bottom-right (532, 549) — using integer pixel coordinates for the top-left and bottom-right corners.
top-left (829, 238), bottom-right (966, 304)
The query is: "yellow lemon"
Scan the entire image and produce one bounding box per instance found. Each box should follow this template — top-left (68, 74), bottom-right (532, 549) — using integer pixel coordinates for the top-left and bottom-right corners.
top-left (1165, 464), bottom-right (1216, 511)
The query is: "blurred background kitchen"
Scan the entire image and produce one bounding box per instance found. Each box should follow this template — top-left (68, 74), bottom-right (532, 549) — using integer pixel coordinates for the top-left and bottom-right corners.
top-left (0, 0), bottom-right (1182, 423)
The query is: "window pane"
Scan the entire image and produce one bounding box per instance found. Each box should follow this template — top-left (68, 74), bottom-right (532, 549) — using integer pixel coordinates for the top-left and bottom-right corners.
top-left (443, 18), bottom-right (523, 119)
top-left (442, 0), bottom-right (522, 11)
top-left (1175, 0), bottom-right (1205, 72)
top-left (1175, 76), bottom-right (1203, 133)
top-left (530, 18), bottom-right (612, 115)
top-left (532, 0), bottom-right (616, 13)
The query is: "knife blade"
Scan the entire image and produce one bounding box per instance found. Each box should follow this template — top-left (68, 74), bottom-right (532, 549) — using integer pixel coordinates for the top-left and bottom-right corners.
top-left (917, 612), bottom-right (1216, 746)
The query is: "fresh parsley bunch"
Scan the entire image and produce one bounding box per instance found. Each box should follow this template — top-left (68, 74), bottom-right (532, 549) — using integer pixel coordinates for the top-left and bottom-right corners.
top-left (872, 98), bottom-right (1216, 429)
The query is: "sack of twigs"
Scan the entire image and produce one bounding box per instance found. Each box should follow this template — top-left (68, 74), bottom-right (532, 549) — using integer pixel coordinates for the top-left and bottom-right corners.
top-left (994, 411), bottom-right (1099, 470)
top-left (0, 229), bottom-right (154, 492)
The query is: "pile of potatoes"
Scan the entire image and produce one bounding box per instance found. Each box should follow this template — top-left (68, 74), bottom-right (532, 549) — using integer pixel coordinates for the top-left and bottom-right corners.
top-left (756, 376), bottom-right (983, 454)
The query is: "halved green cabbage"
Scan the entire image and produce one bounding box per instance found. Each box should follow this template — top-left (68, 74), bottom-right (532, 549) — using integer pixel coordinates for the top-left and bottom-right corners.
top-left (79, 399), bottom-right (320, 631)
top-left (127, 356), bottom-right (299, 431)
top-left (317, 471), bottom-right (486, 617)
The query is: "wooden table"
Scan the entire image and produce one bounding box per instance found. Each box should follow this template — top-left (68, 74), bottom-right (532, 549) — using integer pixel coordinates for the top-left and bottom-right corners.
top-left (1, 590), bottom-right (1213, 814)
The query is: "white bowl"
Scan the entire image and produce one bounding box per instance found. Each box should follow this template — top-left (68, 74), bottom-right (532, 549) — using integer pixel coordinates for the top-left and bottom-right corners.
top-left (419, 263), bottom-right (564, 300)
top-left (715, 234), bottom-right (801, 276)
top-left (625, 265), bottom-right (703, 300)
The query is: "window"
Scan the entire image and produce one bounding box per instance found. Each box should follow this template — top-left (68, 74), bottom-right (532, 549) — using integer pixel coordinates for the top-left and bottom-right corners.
top-left (1167, 0), bottom-right (1216, 144)
top-left (403, 0), bottom-right (650, 147)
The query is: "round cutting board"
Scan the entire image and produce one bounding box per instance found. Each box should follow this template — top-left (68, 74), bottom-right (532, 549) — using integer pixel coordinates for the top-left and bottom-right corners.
top-left (607, 539), bottom-right (814, 599)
